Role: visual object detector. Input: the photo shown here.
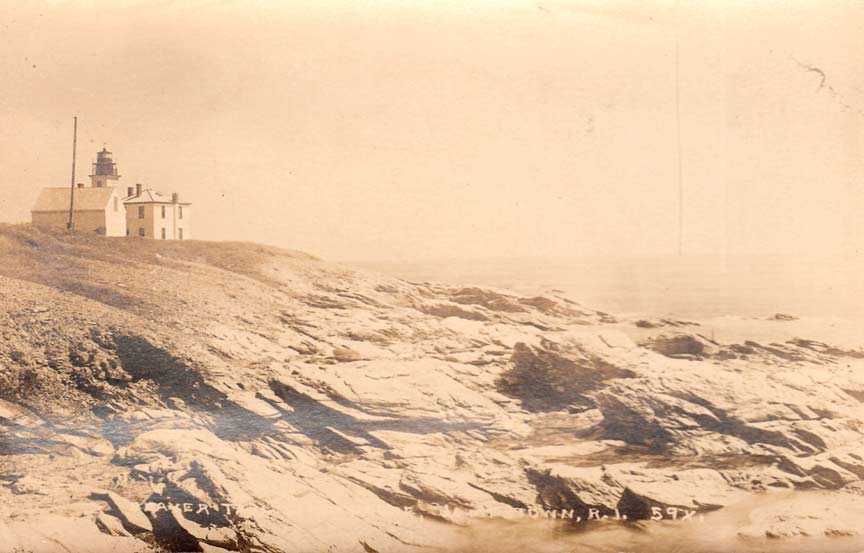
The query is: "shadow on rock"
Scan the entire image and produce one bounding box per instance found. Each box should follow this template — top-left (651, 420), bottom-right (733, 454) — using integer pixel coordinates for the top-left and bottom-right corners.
top-left (527, 468), bottom-right (614, 523)
top-left (110, 333), bottom-right (282, 443)
top-left (495, 341), bottom-right (635, 412)
top-left (266, 380), bottom-right (489, 455)
top-left (264, 381), bottom-right (385, 453)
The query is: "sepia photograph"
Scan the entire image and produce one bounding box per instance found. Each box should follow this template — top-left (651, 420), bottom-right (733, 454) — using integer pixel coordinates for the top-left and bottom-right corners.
top-left (1, 1), bottom-right (863, 552)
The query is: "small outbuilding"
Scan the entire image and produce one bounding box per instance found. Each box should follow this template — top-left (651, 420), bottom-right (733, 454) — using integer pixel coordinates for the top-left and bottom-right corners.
top-left (31, 185), bottom-right (127, 236)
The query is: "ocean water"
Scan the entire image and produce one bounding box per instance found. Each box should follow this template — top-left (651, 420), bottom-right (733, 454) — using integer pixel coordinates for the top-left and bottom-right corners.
top-left (354, 255), bottom-right (864, 320)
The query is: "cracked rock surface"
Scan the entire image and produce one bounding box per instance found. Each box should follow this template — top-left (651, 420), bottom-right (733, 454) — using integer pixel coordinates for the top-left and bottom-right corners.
top-left (1, 225), bottom-right (863, 552)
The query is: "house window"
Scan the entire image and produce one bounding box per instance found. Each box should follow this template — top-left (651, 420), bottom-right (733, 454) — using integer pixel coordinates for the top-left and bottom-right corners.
top-left (138, 206), bottom-right (145, 219)
top-left (114, 198), bottom-right (119, 212)
top-left (178, 228), bottom-right (183, 240)
top-left (161, 228), bottom-right (166, 240)
top-left (138, 227), bottom-right (145, 237)
top-left (96, 180), bottom-right (102, 187)
top-left (161, 205), bottom-right (166, 219)
top-left (179, 206), bottom-right (183, 220)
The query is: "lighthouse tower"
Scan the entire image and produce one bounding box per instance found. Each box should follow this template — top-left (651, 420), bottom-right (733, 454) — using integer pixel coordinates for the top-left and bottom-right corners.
top-left (89, 148), bottom-right (120, 188)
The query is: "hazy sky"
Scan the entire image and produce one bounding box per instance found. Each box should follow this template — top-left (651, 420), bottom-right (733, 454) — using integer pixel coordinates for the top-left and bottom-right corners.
top-left (1, 0), bottom-right (862, 261)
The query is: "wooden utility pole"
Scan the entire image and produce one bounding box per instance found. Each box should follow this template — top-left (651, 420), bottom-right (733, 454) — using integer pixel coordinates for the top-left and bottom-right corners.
top-left (67, 116), bottom-right (78, 232)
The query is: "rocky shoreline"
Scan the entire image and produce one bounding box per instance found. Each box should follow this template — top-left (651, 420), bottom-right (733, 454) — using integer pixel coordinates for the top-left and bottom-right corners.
top-left (1, 225), bottom-right (863, 553)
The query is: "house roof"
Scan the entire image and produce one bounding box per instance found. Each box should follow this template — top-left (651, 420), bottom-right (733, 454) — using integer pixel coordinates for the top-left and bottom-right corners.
top-left (31, 187), bottom-right (116, 212)
top-left (123, 188), bottom-right (191, 205)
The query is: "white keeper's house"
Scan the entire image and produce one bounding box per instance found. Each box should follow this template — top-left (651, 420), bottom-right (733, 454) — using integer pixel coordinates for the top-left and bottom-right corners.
top-left (30, 148), bottom-right (192, 240)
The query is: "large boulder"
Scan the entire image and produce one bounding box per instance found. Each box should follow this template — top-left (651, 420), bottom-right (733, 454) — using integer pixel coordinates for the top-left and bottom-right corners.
top-left (94, 491), bottom-right (153, 535)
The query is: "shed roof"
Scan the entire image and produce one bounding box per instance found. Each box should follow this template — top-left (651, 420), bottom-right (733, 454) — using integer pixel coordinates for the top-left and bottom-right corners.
top-left (31, 187), bottom-right (115, 212)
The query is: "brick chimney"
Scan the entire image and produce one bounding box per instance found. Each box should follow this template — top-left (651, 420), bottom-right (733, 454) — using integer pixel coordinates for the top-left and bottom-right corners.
top-left (172, 193), bottom-right (179, 203)
top-left (127, 186), bottom-right (134, 197)
top-left (136, 183), bottom-right (142, 196)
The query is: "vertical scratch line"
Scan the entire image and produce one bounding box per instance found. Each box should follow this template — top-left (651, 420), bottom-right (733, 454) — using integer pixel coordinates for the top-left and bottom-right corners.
top-left (674, 36), bottom-right (684, 256)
